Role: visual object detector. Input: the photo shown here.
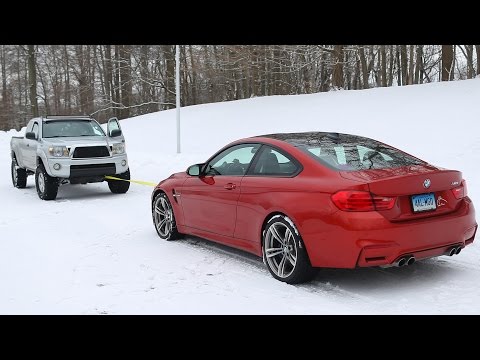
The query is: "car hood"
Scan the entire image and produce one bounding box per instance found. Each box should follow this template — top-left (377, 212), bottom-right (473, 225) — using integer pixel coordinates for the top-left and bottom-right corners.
top-left (42, 136), bottom-right (109, 146)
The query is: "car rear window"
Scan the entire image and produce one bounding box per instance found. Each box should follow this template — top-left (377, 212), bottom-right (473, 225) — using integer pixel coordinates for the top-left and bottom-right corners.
top-left (296, 135), bottom-right (425, 171)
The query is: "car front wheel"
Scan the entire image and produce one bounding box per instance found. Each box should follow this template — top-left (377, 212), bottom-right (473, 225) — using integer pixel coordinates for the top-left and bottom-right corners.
top-left (152, 192), bottom-right (180, 241)
top-left (263, 215), bottom-right (315, 284)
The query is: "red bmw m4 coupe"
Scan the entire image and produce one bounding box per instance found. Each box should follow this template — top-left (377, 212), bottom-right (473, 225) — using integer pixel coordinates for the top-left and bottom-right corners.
top-left (151, 132), bottom-right (477, 284)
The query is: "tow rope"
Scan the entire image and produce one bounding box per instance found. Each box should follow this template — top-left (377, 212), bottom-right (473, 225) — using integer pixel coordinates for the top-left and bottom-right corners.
top-left (104, 175), bottom-right (157, 187)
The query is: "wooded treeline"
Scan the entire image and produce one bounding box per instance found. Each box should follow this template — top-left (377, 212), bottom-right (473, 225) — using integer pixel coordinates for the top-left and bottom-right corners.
top-left (0, 45), bottom-right (478, 131)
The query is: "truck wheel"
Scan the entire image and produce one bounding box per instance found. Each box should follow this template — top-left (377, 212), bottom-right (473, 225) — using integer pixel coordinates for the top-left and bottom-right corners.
top-left (11, 160), bottom-right (27, 188)
top-left (107, 169), bottom-right (130, 194)
top-left (35, 164), bottom-right (59, 200)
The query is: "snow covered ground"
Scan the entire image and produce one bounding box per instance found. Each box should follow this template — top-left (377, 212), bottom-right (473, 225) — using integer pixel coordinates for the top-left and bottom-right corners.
top-left (1, 79), bottom-right (480, 314)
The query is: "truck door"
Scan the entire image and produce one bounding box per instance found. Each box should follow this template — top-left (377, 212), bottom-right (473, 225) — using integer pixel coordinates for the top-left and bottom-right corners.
top-left (107, 117), bottom-right (125, 143)
top-left (24, 121), bottom-right (40, 169)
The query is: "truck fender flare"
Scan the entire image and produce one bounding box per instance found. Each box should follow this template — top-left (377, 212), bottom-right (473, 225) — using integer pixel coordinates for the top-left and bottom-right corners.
top-left (36, 152), bottom-right (53, 177)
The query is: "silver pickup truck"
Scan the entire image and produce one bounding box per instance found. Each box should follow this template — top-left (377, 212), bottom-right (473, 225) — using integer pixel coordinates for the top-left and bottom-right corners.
top-left (10, 115), bottom-right (130, 200)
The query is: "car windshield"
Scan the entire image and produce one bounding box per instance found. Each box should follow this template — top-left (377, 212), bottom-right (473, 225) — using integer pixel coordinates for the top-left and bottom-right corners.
top-left (266, 132), bottom-right (425, 171)
top-left (42, 120), bottom-right (105, 138)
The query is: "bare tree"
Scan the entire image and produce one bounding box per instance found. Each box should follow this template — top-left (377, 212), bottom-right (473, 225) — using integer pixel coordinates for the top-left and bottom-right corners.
top-left (442, 45), bottom-right (454, 81)
top-left (332, 45), bottom-right (344, 88)
top-left (27, 45), bottom-right (39, 117)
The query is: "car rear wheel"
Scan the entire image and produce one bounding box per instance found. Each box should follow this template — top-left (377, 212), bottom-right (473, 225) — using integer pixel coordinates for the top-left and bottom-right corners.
top-left (107, 169), bottom-right (130, 194)
top-left (263, 216), bottom-right (315, 284)
top-left (11, 160), bottom-right (27, 188)
top-left (152, 192), bottom-right (180, 241)
top-left (35, 164), bottom-right (59, 200)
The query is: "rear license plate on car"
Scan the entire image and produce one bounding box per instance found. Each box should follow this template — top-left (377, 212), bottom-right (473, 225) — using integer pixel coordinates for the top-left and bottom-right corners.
top-left (411, 193), bottom-right (436, 212)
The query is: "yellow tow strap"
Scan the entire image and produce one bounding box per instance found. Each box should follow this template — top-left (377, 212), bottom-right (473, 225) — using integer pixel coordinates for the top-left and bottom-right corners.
top-left (104, 175), bottom-right (157, 187)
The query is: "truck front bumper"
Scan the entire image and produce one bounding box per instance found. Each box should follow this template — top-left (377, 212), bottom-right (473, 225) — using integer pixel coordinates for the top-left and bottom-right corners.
top-left (44, 154), bottom-right (129, 178)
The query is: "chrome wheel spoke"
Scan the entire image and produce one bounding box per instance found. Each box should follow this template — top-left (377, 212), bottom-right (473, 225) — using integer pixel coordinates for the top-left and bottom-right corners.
top-left (288, 253), bottom-right (297, 266)
top-left (277, 254), bottom-right (287, 277)
top-left (163, 220), bottom-right (170, 233)
top-left (265, 248), bottom-right (284, 258)
top-left (157, 218), bottom-right (166, 232)
top-left (270, 225), bottom-right (286, 246)
top-left (155, 206), bottom-right (164, 216)
top-left (285, 228), bottom-right (293, 244)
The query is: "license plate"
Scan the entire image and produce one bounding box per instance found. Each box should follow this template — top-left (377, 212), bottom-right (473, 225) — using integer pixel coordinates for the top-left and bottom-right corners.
top-left (411, 193), bottom-right (436, 213)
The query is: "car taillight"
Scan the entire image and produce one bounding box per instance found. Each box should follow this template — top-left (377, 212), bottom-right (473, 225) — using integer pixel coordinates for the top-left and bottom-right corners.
top-left (331, 191), bottom-right (396, 212)
top-left (451, 180), bottom-right (467, 199)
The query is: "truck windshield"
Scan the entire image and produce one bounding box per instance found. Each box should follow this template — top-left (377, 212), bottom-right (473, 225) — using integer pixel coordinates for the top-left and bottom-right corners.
top-left (43, 120), bottom-right (105, 138)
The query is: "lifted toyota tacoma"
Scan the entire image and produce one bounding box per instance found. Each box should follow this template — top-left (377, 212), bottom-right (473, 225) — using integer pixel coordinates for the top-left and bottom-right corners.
top-left (10, 115), bottom-right (130, 200)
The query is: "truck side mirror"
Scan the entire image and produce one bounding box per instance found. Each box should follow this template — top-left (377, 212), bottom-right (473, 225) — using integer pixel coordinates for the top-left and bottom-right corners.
top-left (25, 132), bottom-right (36, 140)
top-left (110, 129), bottom-right (122, 137)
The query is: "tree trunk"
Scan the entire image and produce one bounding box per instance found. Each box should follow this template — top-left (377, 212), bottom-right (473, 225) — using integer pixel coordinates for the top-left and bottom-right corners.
top-left (119, 45), bottom-right (132, 118)
top-left (332, 45), bottom-right (344, 89)
top-left (476, 45), bottom-right (480, 76)
top-left (162, 45), bottom-right (175, 109)
top-left (1, 46), bottom-right (7, 105)
top-left (441, 45), bottom-right (454, 81)
top-left (408, 45), bottom-right (415, 85)
top-left (400, 45), bottom-right (408, 85)
top-left (63, 45), bottom-right (71, 114)
top-left (414, 45), bottom-right (423, 84)
top-left (358, 46), bottom-right (369, 89)
top-left (388, 45), bottom-right (394, 87)
top-left (465, 45), bottom-right (474, 79)
top-left (380, 45), bottom-right (387, 87)
top-left (27, 45), bottom-right (39, 117)
top-left (188, 45), bottom-right (197, 103)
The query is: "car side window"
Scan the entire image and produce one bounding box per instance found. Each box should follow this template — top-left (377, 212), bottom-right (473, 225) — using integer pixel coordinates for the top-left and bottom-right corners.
top-left (252, 146), bottom-right (299, 176)
top-left (31, 123), bottom-right (39, 139)
top-left (206, 144), bottom-right (260, 176)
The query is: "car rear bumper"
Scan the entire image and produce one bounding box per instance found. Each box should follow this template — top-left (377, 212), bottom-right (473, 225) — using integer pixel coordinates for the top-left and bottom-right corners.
top-left (303, 197), bottom-right (477, 268)
top-left (44, 154), bottom-right (128, 178)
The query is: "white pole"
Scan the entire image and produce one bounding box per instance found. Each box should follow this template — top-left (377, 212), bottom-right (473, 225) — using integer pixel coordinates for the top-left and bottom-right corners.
top-left (175, 45), bottom-right (181, 154)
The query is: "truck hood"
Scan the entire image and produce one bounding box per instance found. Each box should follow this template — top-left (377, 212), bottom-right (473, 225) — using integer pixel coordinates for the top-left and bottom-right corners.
top-left (42, 136), bottom-right (111, 146)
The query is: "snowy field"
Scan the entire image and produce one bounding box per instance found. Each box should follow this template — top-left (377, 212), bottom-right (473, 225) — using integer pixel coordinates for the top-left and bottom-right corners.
top-left (1, 79), bottom-right (480, 314)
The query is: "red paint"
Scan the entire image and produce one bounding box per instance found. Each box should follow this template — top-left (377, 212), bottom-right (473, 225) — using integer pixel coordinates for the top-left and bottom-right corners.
top-left (152, 135), bottom-right (477, 268)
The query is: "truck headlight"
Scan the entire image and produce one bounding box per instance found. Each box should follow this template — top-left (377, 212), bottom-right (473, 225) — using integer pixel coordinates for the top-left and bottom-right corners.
top-left (112, 143), bottom-right (125, 155)
top-left (48, 146), bottom-right (69, 157)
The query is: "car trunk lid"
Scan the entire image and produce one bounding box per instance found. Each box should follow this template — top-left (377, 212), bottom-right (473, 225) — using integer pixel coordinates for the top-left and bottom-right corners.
top-left (340, 165), bottom-right (464, 222)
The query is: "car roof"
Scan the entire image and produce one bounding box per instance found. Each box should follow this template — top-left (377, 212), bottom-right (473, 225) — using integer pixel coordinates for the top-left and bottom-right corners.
top-left (252, 131), bottom-right (370, 146)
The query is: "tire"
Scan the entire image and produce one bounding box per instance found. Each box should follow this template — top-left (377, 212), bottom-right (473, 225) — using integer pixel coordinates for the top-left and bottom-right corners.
top-left (152, 192), bottom-right (180, 241)
top-left (262, 215), bottom-right (316, 284)
top-left (35, 163), bottom-right (59, 200)
top-left (11, 159), bottom-right (27, 188)
top-left (107, 169), bottom-right (130, 194)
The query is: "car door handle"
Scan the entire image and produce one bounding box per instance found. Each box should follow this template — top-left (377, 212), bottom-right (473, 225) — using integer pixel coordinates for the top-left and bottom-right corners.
top-left (224, 183), bottom-right (236, 190)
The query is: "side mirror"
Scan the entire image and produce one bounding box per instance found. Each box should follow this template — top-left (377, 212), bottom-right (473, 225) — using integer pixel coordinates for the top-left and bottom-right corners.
top-left (187, 164), bottom-right (203, 176)
top-left (25, 132), bottom-right (36, 140)
top-left (110, 129), bottom-right (122, 137)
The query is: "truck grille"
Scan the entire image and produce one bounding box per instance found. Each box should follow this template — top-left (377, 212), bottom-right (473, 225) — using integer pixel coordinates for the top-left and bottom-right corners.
top-left (70, 163), bottom-right (116, 177)
top-left (72, 146), bottom-right (110, 158)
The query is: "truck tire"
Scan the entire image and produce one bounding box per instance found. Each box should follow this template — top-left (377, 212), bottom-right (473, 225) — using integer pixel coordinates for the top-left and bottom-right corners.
top-left (107, 169), bottom-right (130, 194)
top-left (11, 160), bottom-right (27, 188)
top-left (35, 164), bottom-right (59, 200)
